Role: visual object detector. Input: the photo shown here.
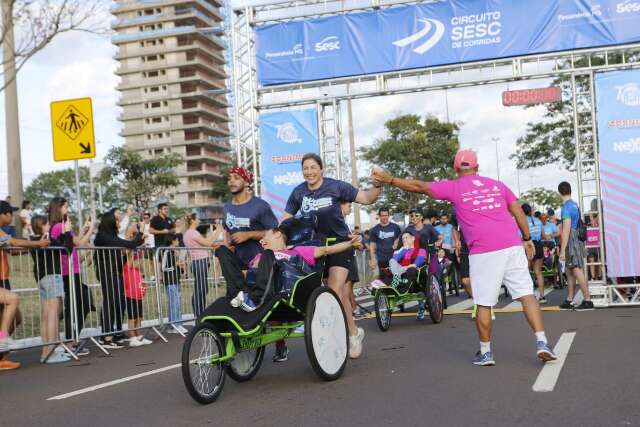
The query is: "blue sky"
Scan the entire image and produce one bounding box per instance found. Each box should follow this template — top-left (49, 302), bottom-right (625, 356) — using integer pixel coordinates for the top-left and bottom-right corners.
top-left (0, 6), bottom-right (575, 203)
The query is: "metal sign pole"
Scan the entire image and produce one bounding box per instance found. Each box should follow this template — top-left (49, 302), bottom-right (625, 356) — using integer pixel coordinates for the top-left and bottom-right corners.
top-left (74, 160), bottom-right (83, 226)
top-left (89, 160), bottom-right (96, 221)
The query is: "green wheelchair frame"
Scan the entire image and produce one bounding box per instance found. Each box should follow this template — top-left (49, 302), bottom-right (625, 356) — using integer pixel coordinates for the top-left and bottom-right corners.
top-left (182, 244), bottom-right (349, 405)
top-left (373, 264), bottom-right (444, 331)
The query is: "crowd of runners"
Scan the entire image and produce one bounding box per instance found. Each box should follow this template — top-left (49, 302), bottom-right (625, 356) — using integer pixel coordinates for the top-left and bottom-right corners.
top-left (0, 148), bottom-right (599, 371)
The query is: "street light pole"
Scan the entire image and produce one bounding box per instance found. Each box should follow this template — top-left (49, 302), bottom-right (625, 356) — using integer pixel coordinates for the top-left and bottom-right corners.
top-left (2, 0), bottom-right (24, 220)
top-left (492, 137), bottom-right (500, 180)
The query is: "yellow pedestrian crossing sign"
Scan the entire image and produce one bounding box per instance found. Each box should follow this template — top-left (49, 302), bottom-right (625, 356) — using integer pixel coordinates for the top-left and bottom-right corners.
top-left (50, 97), bottom-right (96, 161)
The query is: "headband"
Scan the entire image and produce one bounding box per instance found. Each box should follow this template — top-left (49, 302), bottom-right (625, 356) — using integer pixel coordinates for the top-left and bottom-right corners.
top-left (229, 166), bottom-right (253, 184)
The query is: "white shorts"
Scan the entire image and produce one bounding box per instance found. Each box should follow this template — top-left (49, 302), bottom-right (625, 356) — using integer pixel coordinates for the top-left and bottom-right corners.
top-left (469, 245), bottom-right (534, 307)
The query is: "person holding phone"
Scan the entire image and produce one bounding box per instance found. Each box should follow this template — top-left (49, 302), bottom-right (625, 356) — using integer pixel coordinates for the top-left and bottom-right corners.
top-left (48, 197), bottom-right (95, 355)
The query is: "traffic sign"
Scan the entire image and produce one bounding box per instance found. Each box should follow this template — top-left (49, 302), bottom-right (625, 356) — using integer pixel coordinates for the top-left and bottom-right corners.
top-left (50, 97), bottom-right (96, 161)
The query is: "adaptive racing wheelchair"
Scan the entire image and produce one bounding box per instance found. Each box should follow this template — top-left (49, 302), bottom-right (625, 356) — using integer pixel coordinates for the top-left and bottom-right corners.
top-left (181, 215), bottom-right (350, 404)
top-left (372, 245), bottom-right (444, 331)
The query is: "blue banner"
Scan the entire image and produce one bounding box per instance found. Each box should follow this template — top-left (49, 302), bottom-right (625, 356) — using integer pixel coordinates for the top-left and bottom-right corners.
top-left (595, 69), bottom-right (640, 277)
top-left (257, 0), bottom-right (640, 86)
top-left (260, 109), bottom-right (319, 216)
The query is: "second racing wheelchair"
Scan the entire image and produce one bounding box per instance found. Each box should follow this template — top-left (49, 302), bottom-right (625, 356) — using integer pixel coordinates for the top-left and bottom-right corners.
top-left (182, 215), bottom-right (356, 404)
top-left (372, 233), bottom-right (444, 331)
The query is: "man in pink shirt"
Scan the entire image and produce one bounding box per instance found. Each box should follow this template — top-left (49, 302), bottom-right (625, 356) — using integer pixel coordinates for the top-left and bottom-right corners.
top-left (372, 150), bottom-right (556, 366)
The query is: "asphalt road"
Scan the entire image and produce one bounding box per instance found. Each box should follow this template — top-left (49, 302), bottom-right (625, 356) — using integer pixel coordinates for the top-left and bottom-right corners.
top-left (2, 291), bottom-right (640, 427)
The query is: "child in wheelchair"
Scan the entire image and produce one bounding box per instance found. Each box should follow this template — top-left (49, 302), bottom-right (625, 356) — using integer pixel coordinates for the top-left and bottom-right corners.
top-left (217, 216), bottom-right (362, 312)
top-left (380, 232), bottom-right (427, 291)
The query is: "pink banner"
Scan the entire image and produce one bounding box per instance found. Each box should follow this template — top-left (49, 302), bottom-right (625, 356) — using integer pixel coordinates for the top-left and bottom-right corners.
top-left (586, 228), bottom-right (600, 248)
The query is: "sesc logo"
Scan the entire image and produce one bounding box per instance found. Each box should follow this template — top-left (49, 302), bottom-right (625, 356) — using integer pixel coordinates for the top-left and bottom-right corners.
top-left (617, 0), bottom-right (640, 13)
top-left (315, 36), bottom-right (340, 53)
top-left (615, 83), bottom-right (640, 106)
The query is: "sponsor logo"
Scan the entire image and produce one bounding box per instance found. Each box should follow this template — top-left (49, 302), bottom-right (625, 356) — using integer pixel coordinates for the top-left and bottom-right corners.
top-left (271, 154), bottom-right (304, 164)
top-left (558, 4), bottom-right (602, 21)
top-left (301, 196), bottom-right (332, 213)
top-left (314, 36), bottom-right (340, 52)
top-left (608, 118), bottom-right (640, 128)
top-left (265, 43), bottom-right (303, 59)
top-left (612, 137), bottom-right (640, 153)
top-left (273, 171), bottom-right (304, 186)
top-left (378, 231), bottom-right (396, 240)
top-left (450, 11), bottom-right (502, 49)
top-left (225, 213), bottom-right (250, 230)
top-left (617, 0), bottom-right (640, 13)
top-left (275, 122), bottom-right (302, 144)
top-left (393, 18), bottom-right (445, 54)
top-left (615, 83), bottom-right (640, 106)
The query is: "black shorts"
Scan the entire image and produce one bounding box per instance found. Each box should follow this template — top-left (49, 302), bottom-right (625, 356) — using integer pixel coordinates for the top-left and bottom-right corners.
top-left (587, 247), bottom-right (599, 260)
top-left (459, 254), bottom-right (470, 279)
top-left (347, 256), bottom-right (359, 284)
top-left (533, 240), bottom-right (544, 260)
top-left (126, 298), bottom-right (143, 319)
top-left (324, 246), bottom-right (355, 274)
top-left (0, 279), bottom-right (10, 290)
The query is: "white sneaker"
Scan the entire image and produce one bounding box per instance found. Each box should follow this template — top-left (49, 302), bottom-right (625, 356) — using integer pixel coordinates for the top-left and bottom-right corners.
top-left (177, 325), bottom-right (188, 334)
top-left (230, 291), bottom-right (244, 308)
top-left (138, 336), bottom-right (152, 345)
top-left (129, 338), bottom-right (144, 347)
top-left (349, 327), bottom-right (365, 359)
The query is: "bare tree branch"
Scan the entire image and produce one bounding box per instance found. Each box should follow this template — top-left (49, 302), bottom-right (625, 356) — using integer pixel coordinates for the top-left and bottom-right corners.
top-left (0, 0), bottom-right (110, 92)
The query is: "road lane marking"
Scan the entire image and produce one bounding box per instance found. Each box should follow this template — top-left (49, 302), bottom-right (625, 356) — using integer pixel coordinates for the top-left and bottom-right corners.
top-left (532, 332), bottom-right (576, 392)
top-left (47, 363), bottom-right (181, 400)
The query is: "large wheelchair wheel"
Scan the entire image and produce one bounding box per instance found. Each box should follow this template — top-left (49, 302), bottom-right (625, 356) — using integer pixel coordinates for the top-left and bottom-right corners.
top-left (182, 322), bottom-right (226, 404)
top-left (374, 291), bottom-right (391, 332)
top-left (226, 345), bottom-right (265, 382)
top-left (304, 287), bottom-right (348, 381)
top-left (426, 274), bottom-right (444, 324)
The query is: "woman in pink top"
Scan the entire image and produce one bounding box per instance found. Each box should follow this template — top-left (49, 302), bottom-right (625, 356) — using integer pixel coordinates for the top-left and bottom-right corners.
top-left (183, 214), bottom-right (218, 316)
top-left (48, 197), bottom-right (95, 355)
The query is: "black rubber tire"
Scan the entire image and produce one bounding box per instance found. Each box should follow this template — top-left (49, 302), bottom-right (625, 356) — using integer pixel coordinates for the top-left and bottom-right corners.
top-left (226, 345), bottom-right (265, 383)
top-left (181, 322), bottom-right (226, 404)
top-left (426, 274), bottom-right (444, 324)
top-left (304, 287), bottom-right (348, 381)
top-left (374, 291), bottom-right (391, 332)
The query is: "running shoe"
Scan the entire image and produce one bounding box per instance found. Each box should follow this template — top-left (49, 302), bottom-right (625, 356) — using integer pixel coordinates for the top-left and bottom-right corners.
top-left (128, 338), bottom-right (144, 347)
top-left (349, 327), bottom-right (365, 359)
top-left (559, 300), bottom-right (574, 310)
top-left (352, 308), bottom-right (365, 320)
top-left (539, 297), bottom-right (548, 304)
top-left (536, 341), bottom-right (558, 362)
top-left (471, 304), bottom-right (477, 319)
top-left (241, 293), bottom-right (257, 312)
top-left (0, 358), bottom-right (21, 370)
top-left (273, 343), bottom-right (289, 363)
top-left (416, 301), bottom-right (425, 321)
top-left (71, 345), bottom-right (90, 357)
top-left (138, 336), bottom-right (153, 345)
top-left (230, 291), bottom-right (245, 308)
top-left (99, 339), bottom-right (125, 349)
top-left (574, 300), bottom-right (595, 311)
top-left (43, 352), bottom-right (72, 364)
top-left (472, 350), bottom-right (495, 366)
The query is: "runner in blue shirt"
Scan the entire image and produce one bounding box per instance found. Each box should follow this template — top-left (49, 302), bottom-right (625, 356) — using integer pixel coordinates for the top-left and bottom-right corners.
top-left (522, 203), bottom-right (546, 303)
top-left (283, 153), bottom-right (381, 359)
top-left (435, 214), bottom-right (454, 253)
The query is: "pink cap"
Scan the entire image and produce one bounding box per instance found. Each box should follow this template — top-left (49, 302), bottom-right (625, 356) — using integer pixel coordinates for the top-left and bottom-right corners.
top-left (453, 149), bottom-right (478, 170)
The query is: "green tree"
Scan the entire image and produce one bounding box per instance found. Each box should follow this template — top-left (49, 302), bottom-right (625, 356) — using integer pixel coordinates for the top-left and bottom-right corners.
top-left (99, 147), bottom-right (182, 210)
top-left (24, 167), bottom-right (124, 215)
top-left (519, 187), bottom-right (563, 212)
top-left (360, 114), bottom-right (460, 214)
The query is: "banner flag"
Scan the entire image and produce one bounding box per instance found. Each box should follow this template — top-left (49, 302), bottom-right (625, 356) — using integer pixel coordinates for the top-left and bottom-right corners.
top-left (257, 0), bottom-right (640, 86)
top-left (595, 69), bottom-right (640, 278)
top-left (259, 109), bottom-right (320, 216)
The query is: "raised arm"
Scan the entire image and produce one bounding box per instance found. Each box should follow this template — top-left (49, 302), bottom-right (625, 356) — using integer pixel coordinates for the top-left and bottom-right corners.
top-left (372, 169), bottom-right (433, 196)
top-left (354, 186), bottom-right (382, 205)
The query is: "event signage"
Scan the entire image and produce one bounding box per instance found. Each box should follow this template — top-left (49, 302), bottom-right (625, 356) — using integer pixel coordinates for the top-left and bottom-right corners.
top-left (595, 69), bottom-right (640, 277)
top-left (256, 0), bottom-right (640, 86)
top-left (502, 87), bottom-right (562, 106)
top-left (259, 109), bottom-right (320, 216)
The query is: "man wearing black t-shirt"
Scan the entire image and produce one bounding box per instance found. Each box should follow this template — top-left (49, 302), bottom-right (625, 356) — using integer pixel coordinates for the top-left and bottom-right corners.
top-left (150, 203), bottom-right (175, 248)
top-left (368, 207), bottom-right (401, 274)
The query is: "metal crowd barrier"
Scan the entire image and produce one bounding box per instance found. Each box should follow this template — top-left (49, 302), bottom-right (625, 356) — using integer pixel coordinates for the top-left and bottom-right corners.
top-left (1, 246), bottom-right (79, 361)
